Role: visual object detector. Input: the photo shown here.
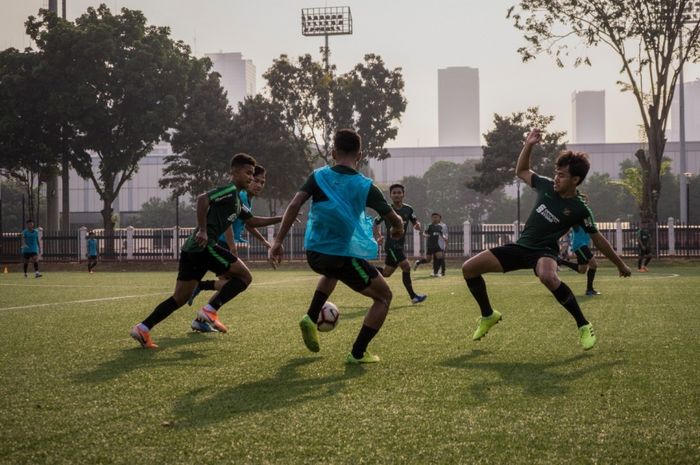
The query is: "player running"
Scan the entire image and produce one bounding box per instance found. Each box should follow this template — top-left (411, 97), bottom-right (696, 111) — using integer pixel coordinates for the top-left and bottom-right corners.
top-left (373, 185), bottom-right (427, 304)
top-left (130, 153), bottom-right (281, 349)
top-left (414, 212), bottom-right (448, 277)
top-left (269, 129), bottom-right (404, 364)
top-left (461, 129), bottom-right (631, 350)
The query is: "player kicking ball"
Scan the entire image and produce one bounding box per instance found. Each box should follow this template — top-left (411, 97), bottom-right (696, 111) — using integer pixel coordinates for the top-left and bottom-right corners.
top-left (130, 153), bottom-right (282, 349)
top-left (461, 129), bottom-right (631, 350)
top-left (269, 129), bottom-right (404, 364)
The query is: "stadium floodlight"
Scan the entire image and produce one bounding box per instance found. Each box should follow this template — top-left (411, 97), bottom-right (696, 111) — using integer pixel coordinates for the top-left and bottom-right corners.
top-left (678, 1), bottom-right (700, 223)
top-left (301, 6), bottom-right (353, 70)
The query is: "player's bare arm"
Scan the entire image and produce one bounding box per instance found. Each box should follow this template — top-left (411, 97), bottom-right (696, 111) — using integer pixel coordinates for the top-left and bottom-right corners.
top-left (516, 128), bottom-right (542, 186)
top-left (268, 191), bottom-right (310, 266)
top-left (195, 193), bottom-right (209, 246)
top-left (224, 226), bottom-right (237, 256)
top-left (385, 210), bottom-right (404, 240)
top-left (590, 232), bottom-right (632, 277)
top-left (373, 222), bottom-right (384, 245)
top-left (245, 223), bottom-right (271, 248)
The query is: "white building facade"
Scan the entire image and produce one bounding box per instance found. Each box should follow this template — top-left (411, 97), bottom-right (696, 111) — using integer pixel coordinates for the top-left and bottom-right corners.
top-left (669, 79), bottom-right (700, 142)
top-left (204, 52), bottom-right (256, 111)
top-left (438, 66), bottom-right (480, 146)
top-left (572, 90), bottom-right (606, 143)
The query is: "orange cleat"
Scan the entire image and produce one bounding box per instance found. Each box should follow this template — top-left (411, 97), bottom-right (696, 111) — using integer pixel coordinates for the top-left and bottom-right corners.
top-left (130, 325), bottom-right (158, 349)
top-left (197, 307), bottom-right (228, 333)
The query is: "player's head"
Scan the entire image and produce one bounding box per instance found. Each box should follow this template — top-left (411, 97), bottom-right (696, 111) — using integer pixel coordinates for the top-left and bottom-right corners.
top-left (249, 165), bottom-right (266, 197)
top-left (332, 129), bottom-right (362, 162)
top-left (26, 219), bottom-right (34, 229)
top-left (230, 153), bottom-right (256, 189)
top-left (554, 151), bottom-right (590, 192)
top-left (389, 183), bottom-right (405, 203)
top-left (431, 213), bottom-right (441, 224)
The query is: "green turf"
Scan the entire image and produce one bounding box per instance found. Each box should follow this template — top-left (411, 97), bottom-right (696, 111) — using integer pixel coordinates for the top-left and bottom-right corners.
top-left (0, 265), bottom-right (698, 465)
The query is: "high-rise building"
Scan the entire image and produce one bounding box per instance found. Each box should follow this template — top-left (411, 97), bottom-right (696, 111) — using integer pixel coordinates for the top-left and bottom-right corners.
top-left (572, 90), bottom-right (606, 143)
top-left (669, 79), bottom-right (700, 142)
top-left (204, 52), bottom-right (256, 111)
top-left (438, 66), bottom-right (480, 146)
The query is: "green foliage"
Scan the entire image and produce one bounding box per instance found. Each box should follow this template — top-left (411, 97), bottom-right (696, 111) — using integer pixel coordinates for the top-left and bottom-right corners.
top-left (468, 107), bottom-right (567, 194)
top-left (125, 197), bottom-right (196, 228)
top-left (581, 173), bottom-right (638, 222)
top-left (1, 268), bottom-right (699, 464)
top-left (25, 5), bottom-right (197, 234)
top-left (263, 53), bottom-right (406, 164)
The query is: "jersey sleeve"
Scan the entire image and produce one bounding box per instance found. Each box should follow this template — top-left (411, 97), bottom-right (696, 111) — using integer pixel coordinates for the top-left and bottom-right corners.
top-left (579, 204), bottom-right (598, 234)
top-left (530, 173), bottom-right (553, 191)
top-left (239, 203), bottom-right (253, 221)
top-left (207, 185), bottom-right (238, 204)
top-left (299, 173), bottom-right (317, 195)
top-left (408, 206), bottom-right (418, 224)
top-left (367, 184), bottom-right (392, 216)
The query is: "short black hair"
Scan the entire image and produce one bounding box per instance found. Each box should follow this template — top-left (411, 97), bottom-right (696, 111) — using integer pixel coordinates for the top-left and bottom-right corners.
top-left (254, 165), bottom-right (266, 177)
top-left (431, 212), bottom-right (442, 218)
top-left (231, 153), bottom-right (257, 168)
top-left (26, 219), bottom-right (34, 224)
top-left (334, 128), bottom-right (361, 154)
top-left (555, 151), bottom-right (590, 185)
top-left (389, 183), bottom-right (405, 193)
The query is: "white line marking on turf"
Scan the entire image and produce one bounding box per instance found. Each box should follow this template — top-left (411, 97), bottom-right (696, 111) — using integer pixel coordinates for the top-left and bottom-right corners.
top-left (0, 293), bottom-right (166, 312)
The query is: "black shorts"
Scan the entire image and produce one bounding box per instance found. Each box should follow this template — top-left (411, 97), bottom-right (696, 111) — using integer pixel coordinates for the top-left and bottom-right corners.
top-left (639, 247), bottom-right (651, 256)
top-left (384, 245), bottom-right (407, 267)
top-left (177, 244), bottom-right (238, 281)
top-left (88, 255), bottom-right (98, 260)
top-left (490, 244), bottom-right (557, 273)
top-left (306, 250), bottom-right (379, 292)
top-left (22, 252), bottom-right (37, 260)
top-left (573, 245), bottom-right (593, 265)
top-left (426, 245), bottom-right (444, 255)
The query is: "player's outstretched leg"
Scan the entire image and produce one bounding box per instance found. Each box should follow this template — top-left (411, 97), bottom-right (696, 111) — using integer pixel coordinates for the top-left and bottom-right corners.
top-left (462, 250), bottom-right (504, 341)
top-left (346, 274), bottom-right (392, 364)
top-left (197, 261), bottom-right (252, 333)
top-left (131, 280), bottom-right (196, 348)
top-left (299, 277), bottom-right (336, 353)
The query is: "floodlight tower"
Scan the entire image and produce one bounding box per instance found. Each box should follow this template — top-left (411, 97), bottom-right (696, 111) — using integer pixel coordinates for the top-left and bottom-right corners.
top-left (301, 6), bottom-right (353, 71)
top-left (679, 2), bottom-right (699, 224)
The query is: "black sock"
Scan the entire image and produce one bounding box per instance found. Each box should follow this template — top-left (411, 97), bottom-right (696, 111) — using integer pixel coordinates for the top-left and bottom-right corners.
top-left (33, 262), bottom-right (39, 272)
top-left (306, 290), bottom-right (329, 323)
top-left (142, 296), bottom-right (180, 329)
top-left (351, 324), bottom-right (379, 359)
top-left (586, 268), bottom-right (596, 291)
top-left (199, 280), bottom-right (216, 291)
top-left (638, 257), bottom-right (643, 269)
top-left (402, 271), bottom-right (417, 298)
top-left (440, 258), bottom-right (446, 275)
top-left (465, 276), bottom-right (493, 317)
top-left (432, 258), bottom-right (440, 275)
top-left (209, 277), bottom-right (248, 310)
top-left (23, 263), bottom-right (28, 274)
top-left (551, 282), bottom-right (588, 327)
top-left (644, 256), bottom-right (652, 266)
top-left (558, 258), bottom-right (579, 272)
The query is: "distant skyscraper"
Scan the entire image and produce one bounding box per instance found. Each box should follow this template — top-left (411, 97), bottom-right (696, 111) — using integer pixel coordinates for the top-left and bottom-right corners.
top-left (204, 52), bottom-right (256, 111)
top-left (572, 90), bottom-right (606, 143)
top-left (438, 66), bottom-right (480, 146)
top-left (669, 79), bottom-right (700, 142)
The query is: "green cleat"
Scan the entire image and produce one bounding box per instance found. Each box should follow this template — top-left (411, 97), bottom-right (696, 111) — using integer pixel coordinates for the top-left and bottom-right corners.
top-left (578, 323), bottom-right (597, 350)
top-left (472, 310), bottom-right (502, 341)
top-left (299, 315), bottom-right (320, 353)
top-left (345, 352), bottom-right (380, 364)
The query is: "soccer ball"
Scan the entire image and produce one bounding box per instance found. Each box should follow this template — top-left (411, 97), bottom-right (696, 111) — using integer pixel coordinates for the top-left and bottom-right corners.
top-left (317, 301), bottom-right (340, 332)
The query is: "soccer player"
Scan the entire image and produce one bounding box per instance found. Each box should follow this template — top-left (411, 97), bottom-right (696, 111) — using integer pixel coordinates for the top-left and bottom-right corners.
top-left (373, 184), bottom-right (427, 304)
top-left (20, 219), bottom-right (41, 278)
top-left (558, 225), bottom-right (600, 295)
top-left (188, 165), bottom-right (278, 332)
top-left (86, 231), bottom-right (99, 274)
top-left (130, 153), bottom-right (282, 349)
top-left (414, 213), bottom-right (448, 277)
top-left (461, 129), bottom-right (631, 350)
top-left (637, 224), bottom-right (652, 272)
top-left (269, 128), bottom-right (404, 364)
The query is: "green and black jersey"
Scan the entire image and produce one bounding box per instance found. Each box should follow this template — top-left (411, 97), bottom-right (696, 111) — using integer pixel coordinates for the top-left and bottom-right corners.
top-left (182, 183), bottom-right (253, 253)
top-left (299, 165), bottom-right (392, 216)
top-left (516, 174), bottom-right (597, 254)
top-left (375, 203), bottom-right (417, 249)
top-left (426, 222), bottom-right (448, 250)
top-left (637, 229), bottom-right (651, 248)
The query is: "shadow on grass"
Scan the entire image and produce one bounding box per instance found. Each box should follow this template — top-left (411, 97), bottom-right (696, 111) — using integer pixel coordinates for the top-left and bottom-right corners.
top-left (172, 357), bottom-right (366, 426)
top-left (440, 349), bottom-right (625, 402)
top-left (73, 333), bottom-right (214, 384)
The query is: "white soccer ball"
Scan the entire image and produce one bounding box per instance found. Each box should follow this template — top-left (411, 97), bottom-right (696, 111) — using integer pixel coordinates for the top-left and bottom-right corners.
top-left (317, 301), bottom-right (340, 332)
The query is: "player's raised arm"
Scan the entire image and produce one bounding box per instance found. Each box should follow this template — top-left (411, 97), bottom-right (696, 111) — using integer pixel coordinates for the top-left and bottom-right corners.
top-left (195, 193), bottom-right (210, 246)
top-left (590, 232), bottom-right (632, 277)
top-left (516, 128), bottom-right (542, 187)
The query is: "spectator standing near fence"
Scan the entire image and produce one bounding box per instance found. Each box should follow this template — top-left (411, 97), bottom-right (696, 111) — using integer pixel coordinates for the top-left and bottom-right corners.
top-left (637, 225), bottom-right (652, 272)
top-left (21, 219), bottom-right (41, 278)
top-left (87, 231), bottom-right (99, 274)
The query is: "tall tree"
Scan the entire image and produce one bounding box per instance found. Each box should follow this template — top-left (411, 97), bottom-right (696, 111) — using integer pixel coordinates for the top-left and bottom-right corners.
top-left (26, 5), bottom-right (196, 239)
top-left (508, 0), bottom-right (700, 224)
top-left (263, 53), bottom-right (406, 164)
top-left (160, 64), bottom-right (235, 198)
top-left (468, 107), bottom-right (567, 194)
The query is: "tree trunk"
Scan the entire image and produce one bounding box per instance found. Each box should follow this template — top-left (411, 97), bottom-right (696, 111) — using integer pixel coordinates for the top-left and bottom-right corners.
top-left (101, 197), bottom-right (115, 257)
top-left (639, 112), bottom-right (667, 255)
top-left (46, 175), bottom-right (59, 231)
top-left (61, 155), bottom-right (70, 231)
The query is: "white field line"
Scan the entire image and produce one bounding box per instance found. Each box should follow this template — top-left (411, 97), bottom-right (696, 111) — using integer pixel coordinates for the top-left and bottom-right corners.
top-left (0, 275), bottom-right (317, 312)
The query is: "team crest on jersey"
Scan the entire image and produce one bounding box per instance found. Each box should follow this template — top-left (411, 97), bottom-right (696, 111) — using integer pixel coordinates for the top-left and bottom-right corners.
top-left (536, 204), bottom-right (560, 223)
top-left (227, 213), bottom-right (238, 222)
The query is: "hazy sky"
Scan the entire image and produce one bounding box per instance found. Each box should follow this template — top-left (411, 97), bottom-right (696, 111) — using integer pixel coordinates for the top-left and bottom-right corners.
top-left (3, 0), bottom-right (700, 147)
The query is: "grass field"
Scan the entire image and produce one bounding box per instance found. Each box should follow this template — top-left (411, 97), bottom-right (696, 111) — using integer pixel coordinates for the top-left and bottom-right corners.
top-left (0, 264), bottom-right (698, 465)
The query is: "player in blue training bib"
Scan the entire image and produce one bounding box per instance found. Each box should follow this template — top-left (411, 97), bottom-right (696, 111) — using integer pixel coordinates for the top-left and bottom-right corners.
top-left (87, 231), bottom-right (99, 273)
top-left (20, 219), bottom-right (42, 278)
